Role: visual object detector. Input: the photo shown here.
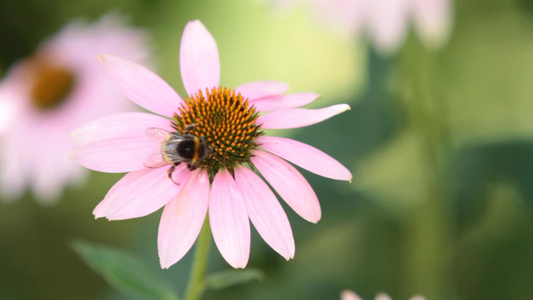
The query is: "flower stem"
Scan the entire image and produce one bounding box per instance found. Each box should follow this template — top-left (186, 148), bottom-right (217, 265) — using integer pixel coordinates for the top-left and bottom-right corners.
top-left (402, 40), bottom-right (452, 299)
top-left (183, 219), bottom-right (211, 300)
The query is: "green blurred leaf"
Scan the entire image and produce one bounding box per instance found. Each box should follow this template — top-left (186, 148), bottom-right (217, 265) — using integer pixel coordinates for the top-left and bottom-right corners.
top-left (452, 140), bottom-right (533, 232)
top-left (452, 180), bottom-right (533, 300)
top-left (205, 269), bottom-right (264, 290)
top-left (72, 240), bottom-right (178, 300)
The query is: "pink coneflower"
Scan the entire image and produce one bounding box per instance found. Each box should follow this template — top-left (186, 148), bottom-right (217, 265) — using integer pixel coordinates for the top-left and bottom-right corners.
top-left (70, 20), bottom-right (351, 269)
top-left (0, 13), bottom-right (150, 203)
top-left (268, 0), bottom-right (453, 54)
top-left (341, 290), bottom-right (426, 300)
top-left (366, 0), bottom-right (452, 53)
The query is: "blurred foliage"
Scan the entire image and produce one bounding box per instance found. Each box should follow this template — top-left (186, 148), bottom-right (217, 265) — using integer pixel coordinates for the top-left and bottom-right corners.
top-left (2, 0), bottom-right (533, 300)
top-left (72, 240), bottom-right (178, 300)
top-left (205, 269), bottom-right (264, 290)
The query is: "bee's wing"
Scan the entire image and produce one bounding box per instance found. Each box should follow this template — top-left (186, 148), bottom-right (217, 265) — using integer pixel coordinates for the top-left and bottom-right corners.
top-left (144, 128), bottom-right (171, 168)
top-left (143, 152), bottom-right (169, 168)
top-left (146, 127), bottom-right (172, 144)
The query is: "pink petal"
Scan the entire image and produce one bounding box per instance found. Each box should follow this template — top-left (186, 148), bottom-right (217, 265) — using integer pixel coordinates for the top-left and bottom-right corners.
top-left (209, 169), bottom-right (250, 268)
top-left (0, 95), bottom-right (14, 135)
top-left (250, 92), bottom-right (320, 112)
top-left (234, 167), bottom-right (295, 260)
top-left (93, 168), bottom-right (147, 217)
top-left (257, 104), bottom-right (350, 129)
top-left (375, 293), bottom-right (393, 300)
top-left (257, 136), bottom-right (352, 181)
top-left (367, 0), bottom-right (409, 54)
top-left (93, 166), bottom-right (189, 220)
top-left (340, 290), bottom-right (363, 300)
top-left (99, 54), bottom-right (182, 116)
top-left (70, 113), bottom-right (173, 173)
top-left (158, 170), bottom-right (210, 269)
top-left (70, 112), bottom-right (172, 147)
top-left (235, 81), bottom-right (290, 101)
top-left (412, 0), bottom-right (452, 49)
top-left (180, 20), bottom-right (220, 97)
top-left (251, 150), bottom-right (321, 223)
top-left (71, 137), bottom-right (153, 173)
top-left (311, 0), bottom-right (367, 37)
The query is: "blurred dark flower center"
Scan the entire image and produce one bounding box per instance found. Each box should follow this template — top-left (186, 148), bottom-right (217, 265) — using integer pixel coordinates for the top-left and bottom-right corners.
top-left (29, 59), bottom-right (75, 111)
top-left (173, 87), bottom-right (263, 177)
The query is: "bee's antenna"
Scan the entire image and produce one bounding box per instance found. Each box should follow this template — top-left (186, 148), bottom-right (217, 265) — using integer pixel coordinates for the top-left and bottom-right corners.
top-left (184, 123), bottom-right (198, 135)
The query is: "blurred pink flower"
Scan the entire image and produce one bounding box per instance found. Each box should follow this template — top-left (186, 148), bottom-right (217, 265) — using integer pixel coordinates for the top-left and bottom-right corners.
top-left (341, 290), bottom-right (425, 300)
top-left (70, 20), bottom-right (352, 269)
top-left (366, 0), bottom-right (452, 53)
top-left (341, 290), bottom-right (363, 300)
top-left (269, 0), bottom-right (453, 54)
top-left (0, 13), bottom-right (151, 203)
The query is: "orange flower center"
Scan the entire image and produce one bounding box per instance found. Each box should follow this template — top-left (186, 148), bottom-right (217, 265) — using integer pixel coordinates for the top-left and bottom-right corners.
top-left (29, 59), bottom-right (75, 111)
top-left (173, 87), bottom-right (263, 177)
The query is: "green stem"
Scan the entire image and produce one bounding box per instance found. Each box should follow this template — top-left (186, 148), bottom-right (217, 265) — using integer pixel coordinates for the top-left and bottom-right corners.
top-left (402, 41), bottom-right (452, 299)
top-left (183, 219), bottom-right (211, 300)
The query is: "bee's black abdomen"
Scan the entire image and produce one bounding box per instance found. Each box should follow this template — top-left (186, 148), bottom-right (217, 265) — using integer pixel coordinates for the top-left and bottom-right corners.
top-left (176, 138), bottom-right (196, 160)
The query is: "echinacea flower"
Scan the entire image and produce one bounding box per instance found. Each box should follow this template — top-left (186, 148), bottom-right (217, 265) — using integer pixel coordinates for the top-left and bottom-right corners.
top-left (267, 0), bottom-right (453, 54)
top-left (0, 13), bottom-right (150, 203)
top-left (341, 290), bottom-right (426, 300)
top-left (366, 0), bottom-right (452, 53)
top-left (70, 20), bottom-right (351, 269)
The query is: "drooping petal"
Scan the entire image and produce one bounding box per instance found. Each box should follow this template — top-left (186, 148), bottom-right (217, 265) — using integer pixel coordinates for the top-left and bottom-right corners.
top-left (412, 0), bottom-right (452, 49)
top-left (180, 20), bottom-right (220, 96)
top-left (251, 150), bottom-right (321, 223)
top-left (93, 168), bottom-right (148, 217)
top-left (235, 81), bottom-right (290, 101)
top-left (311, 0), bottom-right (367, 37)
top-left (0, 93), bottom-right (14, 135)
top-left (70, 112), bottom-right (172, 147)
top-left (340, 290), bottom-right (363, 300)
top-left (250, 92), bottom-right (320, 112)
top-left (257, 136), bottom-right (352, 181)
top-left (99, 54), bottom-right (182, 117)
top-left (209, 169), bottom-right (250, 268)
top-left (93, 166), bottom-right (189, 220)
top-left (234, 167), bottom-right (295, 260)
top-left (33, 152), bottom-right (85, 204)
top-left (257, 104), bottom-right (350, 129)
top-left (158, 170), bottom-right (210, 269)
top-left (366, 0), bottom-right (409, 54)
top-left (375, 293), bottom-right (393, 300)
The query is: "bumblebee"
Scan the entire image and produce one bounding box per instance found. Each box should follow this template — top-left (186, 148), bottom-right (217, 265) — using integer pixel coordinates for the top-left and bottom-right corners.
top-left (144, 124), bottom-right (210, 183)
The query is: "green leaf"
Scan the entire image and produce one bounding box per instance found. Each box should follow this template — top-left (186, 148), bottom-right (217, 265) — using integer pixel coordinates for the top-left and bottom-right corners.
top-left (452, 141), bottom-right (533, 232)
top-left (205, 269), bottom-right (264, 290)
top-left (72, 240), bottom-right (178, 300)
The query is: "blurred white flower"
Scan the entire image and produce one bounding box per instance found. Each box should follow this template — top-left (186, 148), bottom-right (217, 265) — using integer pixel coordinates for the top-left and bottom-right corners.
top-left (0, 13), bottom-right (151, 204)
top-left (266, 0), bottom-right (453, 54)
top-left (341, 290), bottom-right (363, 300)
top-left (341, 290), bottom-right (425, 300)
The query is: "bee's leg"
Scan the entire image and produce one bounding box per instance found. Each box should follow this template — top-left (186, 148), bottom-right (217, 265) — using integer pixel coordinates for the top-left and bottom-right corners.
top-left (167, 162), bottom-right (181, 185)
top-left (187, 163), bottom-right (197, 171)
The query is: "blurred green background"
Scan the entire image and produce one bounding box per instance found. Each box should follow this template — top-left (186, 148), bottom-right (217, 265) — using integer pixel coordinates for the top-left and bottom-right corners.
top-left (1, 0), bottom-right (533, 299)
